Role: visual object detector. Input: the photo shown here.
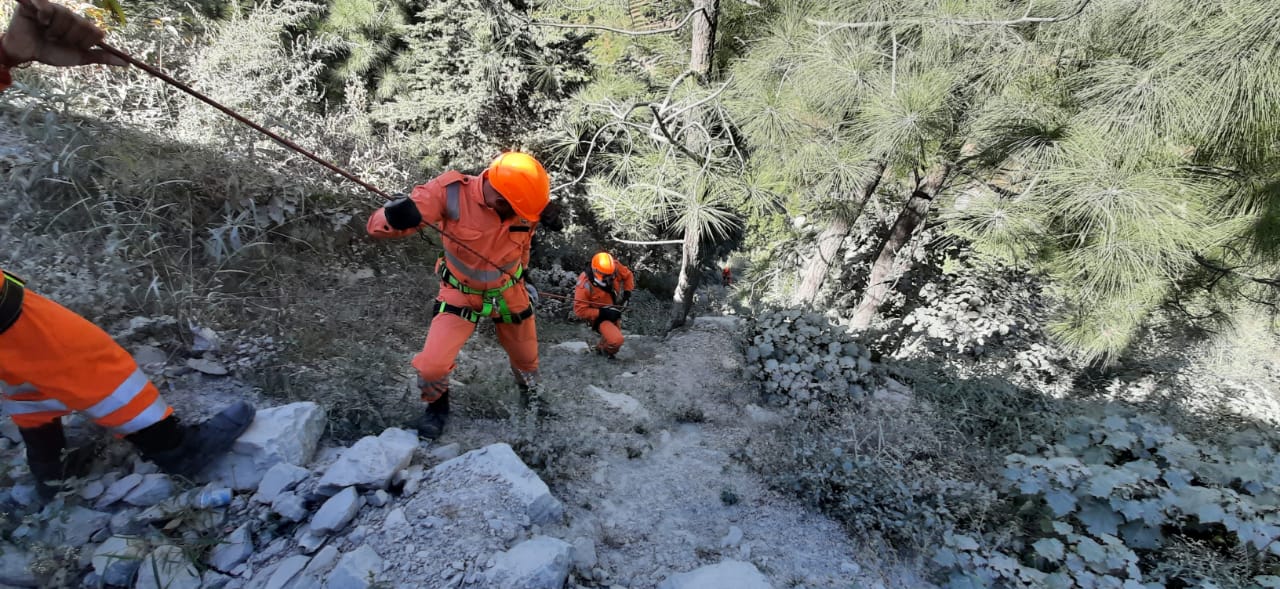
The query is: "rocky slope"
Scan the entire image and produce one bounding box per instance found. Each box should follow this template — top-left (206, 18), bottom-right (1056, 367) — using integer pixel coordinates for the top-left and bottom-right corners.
top-left (0, 314), bottom-right (928, 589)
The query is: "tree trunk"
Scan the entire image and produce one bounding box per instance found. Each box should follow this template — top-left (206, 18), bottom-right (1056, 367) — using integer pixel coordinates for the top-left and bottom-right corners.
top-left (667, 0), bottom-right (718, 330)
top-left (689, 0), bottom-right (720, 80)
top-left (849, 162), bottom-right (952, 329)
top-left (670, 221), bottom-right (702, 329)
top-left (792, 162), bottom-right (886, 306)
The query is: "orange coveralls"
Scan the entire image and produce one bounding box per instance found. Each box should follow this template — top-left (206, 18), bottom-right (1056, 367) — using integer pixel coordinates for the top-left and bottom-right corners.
top-left (367, 171), bottom-right (539, 401)
top-left (573, 264), bottom-right (634, 356)
top-left (0, 271), bottom-right (173, 434)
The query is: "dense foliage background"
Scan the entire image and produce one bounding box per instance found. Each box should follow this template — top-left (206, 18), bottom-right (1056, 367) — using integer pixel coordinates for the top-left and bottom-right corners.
top-left (4, 0), bottom-right (1280, 587)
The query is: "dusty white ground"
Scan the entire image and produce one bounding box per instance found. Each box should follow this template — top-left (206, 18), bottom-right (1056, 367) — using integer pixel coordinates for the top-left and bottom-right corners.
top-left (429, 316), bottom-right (931, 588)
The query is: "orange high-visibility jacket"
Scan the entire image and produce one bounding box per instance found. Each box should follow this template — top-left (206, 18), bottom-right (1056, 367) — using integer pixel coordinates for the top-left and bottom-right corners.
top-left (0, 271), bottom-right (173, 434)
top-left (367, 170), bottom-right (536, 291)
top-left (574, 264), bottom-right (635, 323)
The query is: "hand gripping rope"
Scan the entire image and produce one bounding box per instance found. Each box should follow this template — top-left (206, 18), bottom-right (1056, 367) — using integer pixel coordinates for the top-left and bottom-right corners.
top-left (16, 7), bottom-right (627, 312)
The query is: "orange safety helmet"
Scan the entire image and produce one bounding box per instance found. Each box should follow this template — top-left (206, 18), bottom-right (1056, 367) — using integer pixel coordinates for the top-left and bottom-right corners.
top-left (591, 252), bottom-right (616, 280)
top-left (487, 152), bottom-right (551, 222)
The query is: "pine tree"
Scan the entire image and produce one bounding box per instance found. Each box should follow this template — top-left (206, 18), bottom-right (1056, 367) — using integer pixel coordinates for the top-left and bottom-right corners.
top-left (951, 0), bottom-right (1280, 360)
top-left (318, 0), bottom-right (411, 94)
top-left (371, 0), bottom-right (591, 170)
top-left (545, 0), bottom-right (776, 328)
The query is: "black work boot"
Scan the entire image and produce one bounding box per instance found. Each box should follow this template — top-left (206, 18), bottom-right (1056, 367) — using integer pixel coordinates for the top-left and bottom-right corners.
top-left (128, 401), bottom-right (255, 478)
top-left (415, 391), bottom-right (450, 440)
top-left (590, 340), bottom-right (618, 360)
top-left (19, 421), bottom-right (97, 500)
top-left (518, 383), bottom-right (554, 417)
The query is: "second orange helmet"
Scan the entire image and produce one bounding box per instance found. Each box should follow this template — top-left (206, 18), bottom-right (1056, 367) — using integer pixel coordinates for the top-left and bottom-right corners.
top-left (592, 252), bottom-right (616, 277)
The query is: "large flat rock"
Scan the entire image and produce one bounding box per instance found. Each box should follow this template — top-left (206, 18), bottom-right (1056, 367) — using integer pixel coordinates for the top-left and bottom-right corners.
top-left (202, 402), bottom-right (326, 491)
top-left (484, 536), bottom-right (572, 589)
top-left (657, 560), bottom-right (774, 589)
top-left (318, 428), bottom-right (417, 491)
top-left (428, 443), bottom-right (563, 525)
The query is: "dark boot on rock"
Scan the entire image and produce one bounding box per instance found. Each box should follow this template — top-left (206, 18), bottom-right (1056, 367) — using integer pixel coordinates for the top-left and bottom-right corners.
top-left (128, 401), bottom-right (255, 478)
top-left (518, 383), bottom-right (555, 418)
top-left (416, 391), bottom-right (450, 440)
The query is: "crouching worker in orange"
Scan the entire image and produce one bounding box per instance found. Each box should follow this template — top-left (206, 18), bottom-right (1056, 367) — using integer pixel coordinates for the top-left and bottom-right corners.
top-left (367, 152), bottom-right (551, 439)
top-left (0, 0), bottom-right (256, 502)
top-left (574, 253), bottom-right (635, 359)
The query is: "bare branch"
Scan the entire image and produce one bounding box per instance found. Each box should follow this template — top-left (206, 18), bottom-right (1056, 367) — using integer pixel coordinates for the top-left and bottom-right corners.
top-left (551, 121), bottom-right (631, 193)
top-left (612, 237), bottom-right (685, 245)
top-left (1194, 253), bottom-right (1280, 289)
top-left (532, 7), bottom-right (704, 36)
top-left (947, 0), bottom-right (1094, 25)
top-left (648, 104), bottom-right (709, 166)
top-left (659, 71), bottom-right (697, 112)
top-left (890, 29), bottom-right (898, 96)
top-left (806, 17), bottom-right (898, 31)
top-left (661, 76), bottom-right (734, 122)
top-left (807, 0), bottom-right (1094, 32)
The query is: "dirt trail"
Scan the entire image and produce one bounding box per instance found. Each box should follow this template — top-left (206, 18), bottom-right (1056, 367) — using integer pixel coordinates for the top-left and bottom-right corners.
top-left (437, 314), bottom-right (929, 588)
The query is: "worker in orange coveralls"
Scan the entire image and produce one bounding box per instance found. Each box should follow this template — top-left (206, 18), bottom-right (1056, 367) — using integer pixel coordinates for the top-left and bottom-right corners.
top-left (574, 252), bottom-right (634, 359)
top-left (0, 0), bottom-right (255, 500)
top-left (367, 153), bottom-right (550, 439)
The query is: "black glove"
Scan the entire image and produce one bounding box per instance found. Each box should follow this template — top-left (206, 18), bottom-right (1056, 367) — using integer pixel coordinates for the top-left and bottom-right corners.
top-left (619, 290), bottom-right (632, 307)
top-left (592, 306), bottom-right (622, 331)
top-left (384, 195), bottom-right (422, 230)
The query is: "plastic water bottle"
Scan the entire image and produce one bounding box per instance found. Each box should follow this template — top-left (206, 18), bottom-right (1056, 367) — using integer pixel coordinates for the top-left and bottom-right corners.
top-left (190, 487), bottom-right (233, 509)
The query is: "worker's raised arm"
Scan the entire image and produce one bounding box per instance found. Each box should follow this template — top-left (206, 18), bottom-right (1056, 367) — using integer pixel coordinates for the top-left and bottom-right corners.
top-left (366, 180), bottom-right (446, 239)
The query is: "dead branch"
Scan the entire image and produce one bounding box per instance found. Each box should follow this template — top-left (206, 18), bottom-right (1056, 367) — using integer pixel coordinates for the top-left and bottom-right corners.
top-left (533, 7), bottom-right (704, 36)
top-left (612, 237), bottom-right (685, 245)
top-left (808, 0), bottom-right (1094, 32)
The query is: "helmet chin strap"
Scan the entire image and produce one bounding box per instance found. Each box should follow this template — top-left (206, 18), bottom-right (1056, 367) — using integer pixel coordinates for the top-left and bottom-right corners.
top-left (591, 270), bottom-right (613, 289)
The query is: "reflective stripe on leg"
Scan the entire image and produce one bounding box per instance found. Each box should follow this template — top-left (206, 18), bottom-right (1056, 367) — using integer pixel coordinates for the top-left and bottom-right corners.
top-left (92, 376), bottom-right (172, 433)
top-left (2, 397), bottom-right (69, 415)
top-left (110, 396), bottom-right (172, 435)
top-left (83, 368), bottom-right (149, 420)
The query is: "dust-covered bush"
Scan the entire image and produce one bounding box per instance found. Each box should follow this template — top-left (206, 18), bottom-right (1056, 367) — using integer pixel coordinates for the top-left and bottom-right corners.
top-left (746, 310), bottom-right (874, 410)
top-left (777, 439), bottom-right (1000, 550)
top-left (935, 412), bottom-right (1280, 588)
top-left (744, 309), bottom-right (1001, 549)
top-left (898, 257), bottom-right (1043, 358)
top-left (883, 251), bottom-right (1073, 396)
top-left (2, 0), bottom-right (412, 320)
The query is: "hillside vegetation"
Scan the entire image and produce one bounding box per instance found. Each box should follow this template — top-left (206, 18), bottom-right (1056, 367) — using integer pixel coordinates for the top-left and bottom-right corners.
top-left (3, 0), bottom-right (1280, 587)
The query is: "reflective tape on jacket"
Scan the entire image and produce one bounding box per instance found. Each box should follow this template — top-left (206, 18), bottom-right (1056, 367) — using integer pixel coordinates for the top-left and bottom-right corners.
top-left (432, 171), bottom-right (533, 291)
top-left (84, 368), bottom-right (150, 420)
top-left (445, 182), bottom-right (461, 221)
top-left (443, 249), bottom-right (521, 284)
top-left (2, 397), bottom-right (70, 415)
top-left (112, 397), bottom-right (170, 434)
